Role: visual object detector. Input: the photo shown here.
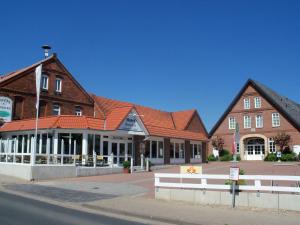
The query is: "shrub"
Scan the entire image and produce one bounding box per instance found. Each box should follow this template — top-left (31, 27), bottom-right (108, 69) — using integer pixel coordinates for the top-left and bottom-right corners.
top-left (220, 154), bottom-right (232, 161)
top-left (219, 149), bottom-right (230, 157)
top-left (281, 152), bottom-right (297, 161)
top-left (207, 154), bottom-right (218, 161)
top-left (264, 153), bottom-right (277, 161)
top-left (122, 160), bottom-right (131, 169)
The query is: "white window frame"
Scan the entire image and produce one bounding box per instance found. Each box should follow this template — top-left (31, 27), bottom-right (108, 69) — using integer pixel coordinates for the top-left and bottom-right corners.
top-left (190, 142), bottom-right (202, 159)
top-left (244, 115), bottom-right (251, 129)
top-left (244, 98), bottom-right (250, 109)
top-left (255, 115), bottom-right (263, 128)
top-left (254, 97), bottom-right (261, 108)
top-left (268, 138), bottom-right (276, 153)
top-left (75, 107), bottom-right (82, 116)
top-left (41, 74), bottom-right (48, 90)
top-left (170, 139), bottom-right (185, 159)
top-left (272, 113), bottom-right (280, 127)
top-left (228, 117), bottom-right (236, 130)
top-left (55, 78), bottom-right (62, 92)
top-left (53, 104), bottom-right (61, 116)
top-left (149, 140), bottom-right (164, 159)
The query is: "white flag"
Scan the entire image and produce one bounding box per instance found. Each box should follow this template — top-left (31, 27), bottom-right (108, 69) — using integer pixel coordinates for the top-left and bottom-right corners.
top-left (35, 64), bottom-right (42, 110)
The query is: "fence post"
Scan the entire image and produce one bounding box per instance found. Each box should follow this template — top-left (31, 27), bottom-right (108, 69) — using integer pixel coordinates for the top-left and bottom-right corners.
top-left (130, 157), bottom-right (133, 174)
top-left (146, 157), bottom-right (149, 172)
top-left (141, 154), bottom-right (144, 170)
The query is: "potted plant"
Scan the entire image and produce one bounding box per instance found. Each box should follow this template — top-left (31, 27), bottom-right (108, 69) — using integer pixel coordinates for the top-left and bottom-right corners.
top-left (123, 160), bottom-right (131, 173)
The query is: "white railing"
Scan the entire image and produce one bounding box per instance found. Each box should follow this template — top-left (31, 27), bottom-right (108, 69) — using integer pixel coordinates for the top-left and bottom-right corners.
top-left (154, 173), bottom-right (300, 193)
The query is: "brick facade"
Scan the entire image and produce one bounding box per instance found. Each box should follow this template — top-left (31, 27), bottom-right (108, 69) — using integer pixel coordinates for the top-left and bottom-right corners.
top-left (209, 83), bottom-right (300, 160)
top-left (0, 55), bottom-right (94, 120)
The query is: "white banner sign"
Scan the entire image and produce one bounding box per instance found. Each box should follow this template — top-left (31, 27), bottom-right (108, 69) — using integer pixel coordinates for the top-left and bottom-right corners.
top-left (119, 114), bottom-right (143, 132)
top-left (0, 96), bottom-right (13, 122)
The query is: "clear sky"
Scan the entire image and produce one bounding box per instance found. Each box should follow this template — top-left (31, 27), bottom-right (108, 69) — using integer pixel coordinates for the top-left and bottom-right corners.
top-left (1, 0), bottom-right (300, 131)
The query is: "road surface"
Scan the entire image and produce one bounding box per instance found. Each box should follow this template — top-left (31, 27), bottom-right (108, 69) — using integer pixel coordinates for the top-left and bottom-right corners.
top-left (0, 191), bottom-right (146, 225)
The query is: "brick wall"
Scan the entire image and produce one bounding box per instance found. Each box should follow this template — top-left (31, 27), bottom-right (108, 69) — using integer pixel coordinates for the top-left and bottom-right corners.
top-left (209, 85), bottom-right (300, 155)
top-left (0, 57), bottom-right (94, 120)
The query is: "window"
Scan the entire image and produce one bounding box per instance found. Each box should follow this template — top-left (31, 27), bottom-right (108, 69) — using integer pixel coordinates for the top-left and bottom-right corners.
top-left (244, 98), bottom-right (250, 109)
top-left (150, 140), bottom-right (163, 159)
top-left (53, 104), bottom-right (61, 116)
top-left (190, 143), bottom-right (202, 159)
top-left (244, 115), bottom-right (251, 128)
top-left (254, 97), bottom-right (261, 108)
top-left (255, 115), bottom-right (263, 128)
top-left (170, 141), bottom-right (184, 159)
top-left (272, 113), bottom-right (280, 127)
top-left (55, 78), bottom-right (62, 92)
top-left (228, 117), bottom-right (236, 130)
top-left (41, 74), bottom-right (48, 90)
top-left (268, 138), bottom-right (276, 153)
top-left (75, 106), bottom-right (82, 116)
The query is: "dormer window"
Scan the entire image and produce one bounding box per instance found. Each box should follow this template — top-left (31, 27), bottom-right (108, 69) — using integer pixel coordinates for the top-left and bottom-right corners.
top-left (55, 77), bottom-right (62, 92)
top-left (41, 74), bottom-right (48, 90)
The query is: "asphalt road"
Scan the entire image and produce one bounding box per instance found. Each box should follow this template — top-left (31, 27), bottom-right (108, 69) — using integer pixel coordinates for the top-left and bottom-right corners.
top-left (0, 191), bottom-right (146, 225)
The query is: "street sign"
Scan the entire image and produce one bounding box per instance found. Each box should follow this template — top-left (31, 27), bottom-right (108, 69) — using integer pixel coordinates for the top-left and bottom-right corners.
top-left (229, 167), bottom-right (239, 181)
top-left (180, 165), bottom-right (202, 174)
top-left (276, 151), bottom-right (282, 158)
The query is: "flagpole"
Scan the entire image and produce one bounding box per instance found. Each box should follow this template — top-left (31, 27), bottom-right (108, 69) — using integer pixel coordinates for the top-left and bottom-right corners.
top-left (31, 64), bottom-right (42, 166)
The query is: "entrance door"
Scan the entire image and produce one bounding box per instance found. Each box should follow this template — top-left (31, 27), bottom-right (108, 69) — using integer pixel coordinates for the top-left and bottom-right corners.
top-left (244, 138), bottom-right (265, 160)
top-left (110, 142), bottom-right (127, 166)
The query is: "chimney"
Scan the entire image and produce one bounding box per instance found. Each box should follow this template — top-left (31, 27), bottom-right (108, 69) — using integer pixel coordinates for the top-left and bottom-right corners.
top-left (41, 45), bottom-right (52, 58)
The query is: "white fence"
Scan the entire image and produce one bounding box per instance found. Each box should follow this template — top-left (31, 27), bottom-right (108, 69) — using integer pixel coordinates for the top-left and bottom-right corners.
top-left (155, 173), bottom-right (300, 193)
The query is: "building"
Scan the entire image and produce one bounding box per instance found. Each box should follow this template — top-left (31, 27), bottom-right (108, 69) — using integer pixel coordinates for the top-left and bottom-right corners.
top-left (0, 53), bottom-right (208, 179)
top-left (0, 54), bottom-right (94, 121)
top-left (209, 79), bottom-right (300, 160)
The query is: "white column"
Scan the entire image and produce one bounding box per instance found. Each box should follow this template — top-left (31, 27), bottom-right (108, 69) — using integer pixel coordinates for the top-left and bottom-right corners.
top-left (27, 135), bottom-right (30, 154)
top-left (53, 132), bottom-right (58, 155)
top-left (21, 136), bottom-right (25, 163)
top-left (14, 137), bottom-right (17, 163)
top-left (39, 134), bottom-right (42, 155)
top-left (73, 139), bottom-right (76, 165)
top-left (68, 133), bottom-right (71, 156)
top-left (46, 138), bottom-right (50, 164)
top-left (61, 139), bottom-right (64, 165)
top-left (82, 132), bottom-right (88, 165)
top-left (30, 135), bottom-right (35, 165)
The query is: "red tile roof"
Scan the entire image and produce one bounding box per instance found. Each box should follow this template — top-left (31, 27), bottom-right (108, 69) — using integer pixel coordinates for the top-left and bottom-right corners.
top-left (172, 109), bottom-right (196, 130)
top-left (0, 115), bottom-right (105, 132)
top-left (92, 95), bottom-right (207, 141)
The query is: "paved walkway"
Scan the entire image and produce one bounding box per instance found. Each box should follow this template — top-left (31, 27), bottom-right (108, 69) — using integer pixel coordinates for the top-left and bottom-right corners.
top-left (1, 162), bottom-right (300, 225)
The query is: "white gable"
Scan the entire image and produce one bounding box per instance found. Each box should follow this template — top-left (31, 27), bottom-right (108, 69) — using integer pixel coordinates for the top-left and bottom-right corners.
top-left (118, 109), bottom-right (147, 135)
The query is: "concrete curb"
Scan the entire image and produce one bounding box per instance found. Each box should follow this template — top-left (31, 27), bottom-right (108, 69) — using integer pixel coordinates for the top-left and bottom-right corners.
top-left (82, 203), bottom-right (203, 225)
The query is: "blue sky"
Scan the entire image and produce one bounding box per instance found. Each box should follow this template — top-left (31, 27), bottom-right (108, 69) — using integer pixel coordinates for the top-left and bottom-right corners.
top-left (1, 0), bottom-right (300, 130)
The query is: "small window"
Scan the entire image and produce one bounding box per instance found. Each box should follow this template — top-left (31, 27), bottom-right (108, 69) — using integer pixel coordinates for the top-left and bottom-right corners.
top-left (228, 117), bottom-right (236, 130)
top-left (244, 98), bottom-right (250, 109)
top-left (272, 113), bottom-right (280, 127)
top-left (244, 115), bottom-right (251, 128)
top-left (75, 106), bottom-right (82, 116)
top-left (255, 115), bottom-right (263, 128)
top-left (254, 97), bottom-right (261, 108)
top-left (268, 138), bottom-right (276, 153)
top-left (41, 74), bottom-right (48, 90)
top-left (53, 104), bottom-right (61, 116)
top-left (55, 78), bottom-right (62, 92)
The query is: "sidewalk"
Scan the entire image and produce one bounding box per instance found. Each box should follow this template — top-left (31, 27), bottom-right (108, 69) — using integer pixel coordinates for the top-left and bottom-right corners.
top-left (83, 195), bottom-right (300, 225)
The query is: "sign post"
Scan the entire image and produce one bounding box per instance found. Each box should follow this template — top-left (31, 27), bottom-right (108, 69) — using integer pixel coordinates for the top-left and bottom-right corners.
top-left (229, 166), bottom-right (239, 208)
